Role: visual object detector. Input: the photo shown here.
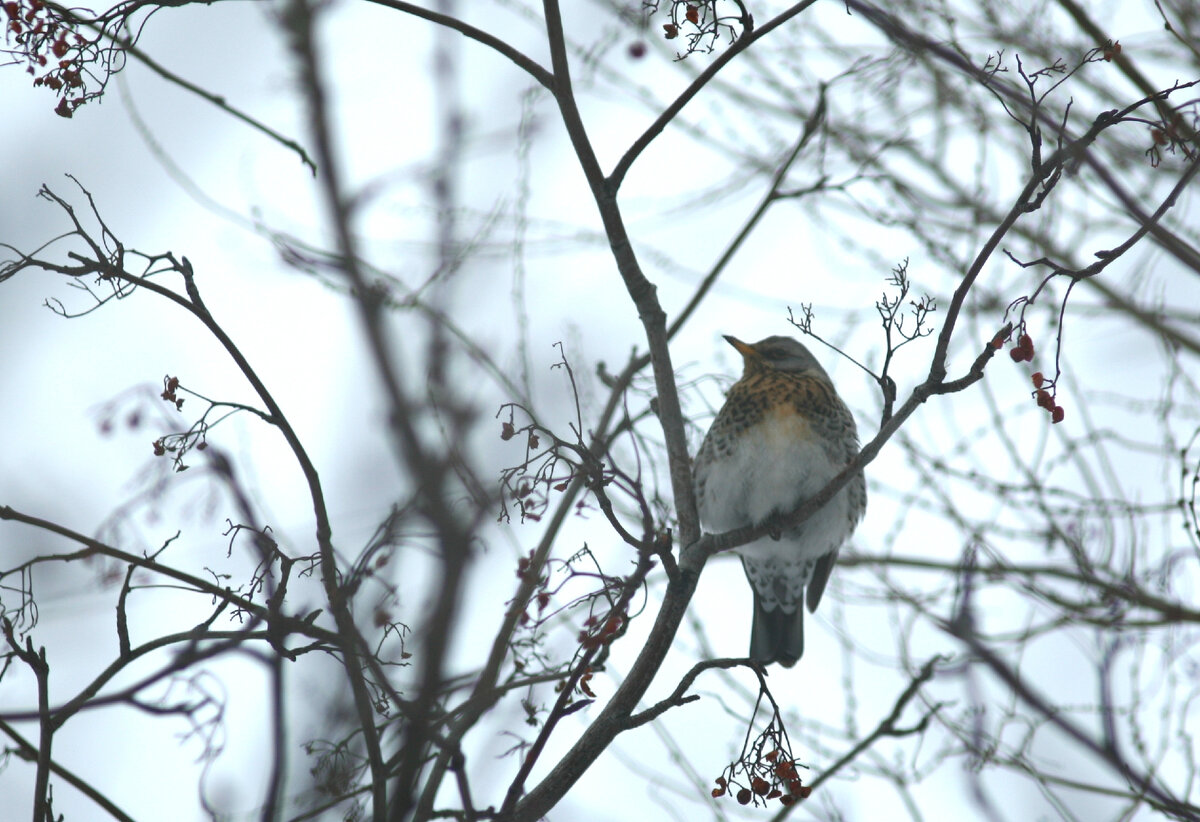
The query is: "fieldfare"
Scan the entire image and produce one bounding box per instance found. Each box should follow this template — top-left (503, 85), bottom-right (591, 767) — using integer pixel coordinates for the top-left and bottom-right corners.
top-left (693, 335), bottom-right (866, 667)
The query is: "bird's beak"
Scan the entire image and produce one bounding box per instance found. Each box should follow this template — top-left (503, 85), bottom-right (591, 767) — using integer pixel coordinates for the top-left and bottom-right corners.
top-left (723, 335), bottom-right (757, 358)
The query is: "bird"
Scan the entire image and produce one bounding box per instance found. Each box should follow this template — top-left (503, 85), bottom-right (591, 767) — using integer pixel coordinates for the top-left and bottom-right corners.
top-left (693, 335), bottom-right (866, 667)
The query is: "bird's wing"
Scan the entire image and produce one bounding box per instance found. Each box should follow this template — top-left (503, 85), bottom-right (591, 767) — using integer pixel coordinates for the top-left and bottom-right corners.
top-left (806, 548), bottom-right (838, 613)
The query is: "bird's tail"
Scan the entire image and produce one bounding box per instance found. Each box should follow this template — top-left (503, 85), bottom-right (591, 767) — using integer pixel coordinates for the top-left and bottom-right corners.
top-left (749, 594), bottom-right (803, 668)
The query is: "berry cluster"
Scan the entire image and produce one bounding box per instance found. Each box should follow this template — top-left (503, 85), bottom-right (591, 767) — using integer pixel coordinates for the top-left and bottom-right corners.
top-left (160, 374), bottom-right (185, 411)
top-left (577, 612), bottom-right (624, 651)
top-left (649, 0), bottom-right (750, 57)
top-left (1031, 371), bottom-right (1064, 424)
top-left (662, 2), bottom-right (700, 39)
top-left (711, 748), bottom-right (811, 807)
top-left (150, 374), bottom-right (207, 469)
top-left (514, 549), bottom-right (551, 629)
top-left (3, 0), bottom-right (95, 117)
top-left (1004, 331), bottom-right (1065, 424)
top-left (1008, 332), bottom-right (1035, 363)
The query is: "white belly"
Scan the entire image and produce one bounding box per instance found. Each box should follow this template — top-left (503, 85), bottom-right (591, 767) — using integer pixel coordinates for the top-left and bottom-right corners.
top-left (696, 413), bottom-right (853, 563)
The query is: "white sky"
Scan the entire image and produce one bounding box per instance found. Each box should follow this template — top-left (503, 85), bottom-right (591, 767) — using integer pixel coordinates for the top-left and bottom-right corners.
top-left (1, 1), bottom-right (1197, 820)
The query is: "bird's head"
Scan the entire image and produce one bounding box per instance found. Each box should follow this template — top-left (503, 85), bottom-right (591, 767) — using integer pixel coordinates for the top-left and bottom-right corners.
top-left (724, 335), bottom-right (831, 380)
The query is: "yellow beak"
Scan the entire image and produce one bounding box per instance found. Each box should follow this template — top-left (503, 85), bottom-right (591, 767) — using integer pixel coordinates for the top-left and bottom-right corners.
top-left (723, 335), bottom-right (756, 357)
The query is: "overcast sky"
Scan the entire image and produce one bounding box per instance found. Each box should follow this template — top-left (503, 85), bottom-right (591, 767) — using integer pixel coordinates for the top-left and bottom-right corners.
top-left (2, 2), bottom-right (1197, 820)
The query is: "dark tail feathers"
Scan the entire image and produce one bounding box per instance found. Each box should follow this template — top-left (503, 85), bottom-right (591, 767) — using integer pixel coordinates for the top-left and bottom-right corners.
top-left (749, 594), bottom-right (803, 667)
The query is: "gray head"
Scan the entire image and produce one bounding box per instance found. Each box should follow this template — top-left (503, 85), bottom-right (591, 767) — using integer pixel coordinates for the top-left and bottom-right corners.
top-left (724, 335), bottom-right (831, 380)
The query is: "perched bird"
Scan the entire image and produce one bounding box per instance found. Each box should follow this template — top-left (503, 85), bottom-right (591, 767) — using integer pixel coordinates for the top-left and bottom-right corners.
top-left (693, 335), bottom-right (866, 667)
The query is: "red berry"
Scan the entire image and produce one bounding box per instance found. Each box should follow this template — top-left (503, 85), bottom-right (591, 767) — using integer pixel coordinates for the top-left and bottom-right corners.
top-left (736, 788), bottom-right (752, 805)
top-left (1031, 372), bottom-right (1043, 388)
top-left (628, 41), bottom-right (647, 59)
top-left (1035, 389), bottom-right (1053, 409)
top-left (1051, 406), bottom-right (1065, 424)
top-left (1009, 347), bottom-right (1024, 362)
